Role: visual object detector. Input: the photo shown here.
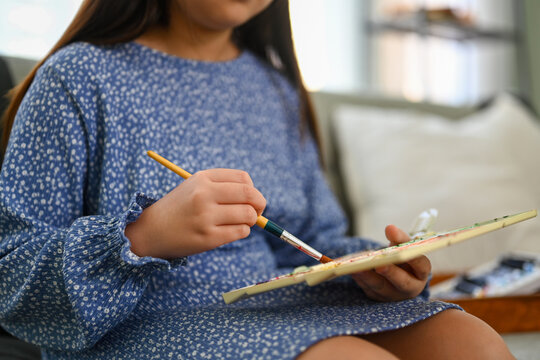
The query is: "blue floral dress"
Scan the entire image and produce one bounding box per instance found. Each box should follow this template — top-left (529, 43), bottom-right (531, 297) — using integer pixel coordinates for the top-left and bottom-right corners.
top-left (0, 42), bottom-right (458, 359)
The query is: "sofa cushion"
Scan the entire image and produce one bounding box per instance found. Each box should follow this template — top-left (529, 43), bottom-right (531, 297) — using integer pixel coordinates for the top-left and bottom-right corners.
top-left (333, 94), bottom-right (540, 272)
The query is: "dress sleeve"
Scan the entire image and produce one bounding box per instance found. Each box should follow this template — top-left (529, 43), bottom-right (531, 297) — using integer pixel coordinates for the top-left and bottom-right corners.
top-left (273, 135), bottom-right (382, 268)
top-left (0, 65), bottom-right (186, 351)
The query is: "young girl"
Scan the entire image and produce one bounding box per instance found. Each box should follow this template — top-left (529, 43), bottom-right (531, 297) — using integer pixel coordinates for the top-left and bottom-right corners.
top-left (0, 0), bottom-right (514, 359)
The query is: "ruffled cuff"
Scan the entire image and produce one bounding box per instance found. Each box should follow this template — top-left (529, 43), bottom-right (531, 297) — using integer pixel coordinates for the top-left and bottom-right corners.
top-left (119, 192), bottom-right (188, 270)
top-left (60, 192), bottom-right (187, 348)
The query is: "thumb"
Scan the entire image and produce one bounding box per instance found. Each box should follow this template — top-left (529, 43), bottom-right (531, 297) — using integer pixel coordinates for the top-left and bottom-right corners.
top-left (385, 224), bottom-right (411, 246)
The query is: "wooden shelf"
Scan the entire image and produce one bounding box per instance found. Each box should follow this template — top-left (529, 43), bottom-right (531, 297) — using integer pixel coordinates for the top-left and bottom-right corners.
top-left (366, 20), bottom-right (517, 42)
top-left (448, 295), bottom-right (540, 333)
top-left (430, 274), bottom-right (540, 333)
top-left (366, 6), bottom-right (517, 42)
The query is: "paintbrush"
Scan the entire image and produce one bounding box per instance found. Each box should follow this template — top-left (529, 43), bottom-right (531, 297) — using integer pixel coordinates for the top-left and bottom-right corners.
top-left (147, 150), bottom-right (333, 264)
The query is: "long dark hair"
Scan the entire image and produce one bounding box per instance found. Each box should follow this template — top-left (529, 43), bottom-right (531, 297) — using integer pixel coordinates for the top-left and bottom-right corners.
top-left (1, 0), bottom-right (319, 157)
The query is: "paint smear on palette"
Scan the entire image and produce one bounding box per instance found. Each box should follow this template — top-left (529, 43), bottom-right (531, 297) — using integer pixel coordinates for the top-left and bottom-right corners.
top-left (320, 224), bottom-right (484, 267)
top-left (253, 234), bottom-right (451, 286)
top-left (255, 263), bottom-right (338, 285)
top-left (255, 266), bottom-right (313, 285)
top-left (260, 215), bottom-right (530, 285)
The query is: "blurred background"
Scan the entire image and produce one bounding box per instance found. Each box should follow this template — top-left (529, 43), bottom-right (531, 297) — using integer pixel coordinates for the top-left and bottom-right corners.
top-left (290, 0), bottom-right (532, 107)
top-left (1, 0), bottom-right (539, 110)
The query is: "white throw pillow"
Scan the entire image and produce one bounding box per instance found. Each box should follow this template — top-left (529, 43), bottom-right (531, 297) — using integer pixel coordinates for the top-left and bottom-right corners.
top-left (333, 94), bottom-right (540, 273)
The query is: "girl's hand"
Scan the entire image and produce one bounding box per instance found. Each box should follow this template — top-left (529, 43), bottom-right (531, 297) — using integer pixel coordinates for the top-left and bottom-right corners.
top-left (351, 225), bottom-right (431, 302)
top-left (125, 169), bottom-right (266, 259)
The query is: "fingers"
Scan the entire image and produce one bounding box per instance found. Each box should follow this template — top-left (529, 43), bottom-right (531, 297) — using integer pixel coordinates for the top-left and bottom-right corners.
top-left (352, 254), bottom-right (431, 301)
top-left (212, 182), bottom-right (266, 216)
top-left (374, 264), bottom-right (425, 296)
top-left (212, 204), bottom-right (258, 226)
top-left (193, 169), bottom-right (266, 215)
top-left (356, 224), bottom-right (430, 301)
top-left (385, 224), bottom-right (410, 245)
top-left (402, 255), bottom-right (432, 281)
top-left (199, 168), bottom-right (254, 186)
top-left (353, 267), bottom-right (423, 302)
top-left (215, 224), bottom-right (252, 243)
top-left (187, 169), bottom-right (265, 248)
top-left (139, 168), bottom-right (266, 258)
top-left (352, 271), bottom-right (392, 302)
top-left (384, 224), bottom-right (431, 280)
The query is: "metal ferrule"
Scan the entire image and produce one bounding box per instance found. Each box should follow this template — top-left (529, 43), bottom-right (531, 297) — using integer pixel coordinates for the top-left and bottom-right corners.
top-left (280, 230), bottom-right (323, 260)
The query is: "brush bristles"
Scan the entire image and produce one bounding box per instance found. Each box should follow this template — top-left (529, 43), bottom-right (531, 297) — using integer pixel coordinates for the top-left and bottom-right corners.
top-left (320, 255), bottom-right (333, 264)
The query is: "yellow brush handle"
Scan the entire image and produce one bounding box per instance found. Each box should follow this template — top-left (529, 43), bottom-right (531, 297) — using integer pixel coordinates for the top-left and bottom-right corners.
top-left (147, 150), bottom-right (192, 180)
top-left (147, 150), bottom-right (270, 229)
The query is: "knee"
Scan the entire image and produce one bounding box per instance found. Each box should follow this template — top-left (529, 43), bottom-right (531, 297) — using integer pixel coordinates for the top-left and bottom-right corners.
top-left (429, 309), bottom-right (514, 360)
top-left (297, 335), bottom-right (399, 360)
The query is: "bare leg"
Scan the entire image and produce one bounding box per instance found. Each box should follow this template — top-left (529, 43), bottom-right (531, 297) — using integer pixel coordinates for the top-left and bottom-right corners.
top-left (362, 309), bottom-right (515, 360)
top-left (297, 336), bottom-right (398, 360)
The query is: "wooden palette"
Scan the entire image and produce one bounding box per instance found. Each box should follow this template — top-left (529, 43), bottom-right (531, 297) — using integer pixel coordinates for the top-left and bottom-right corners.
top-left (222, 210), bottom-right (537, 304)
